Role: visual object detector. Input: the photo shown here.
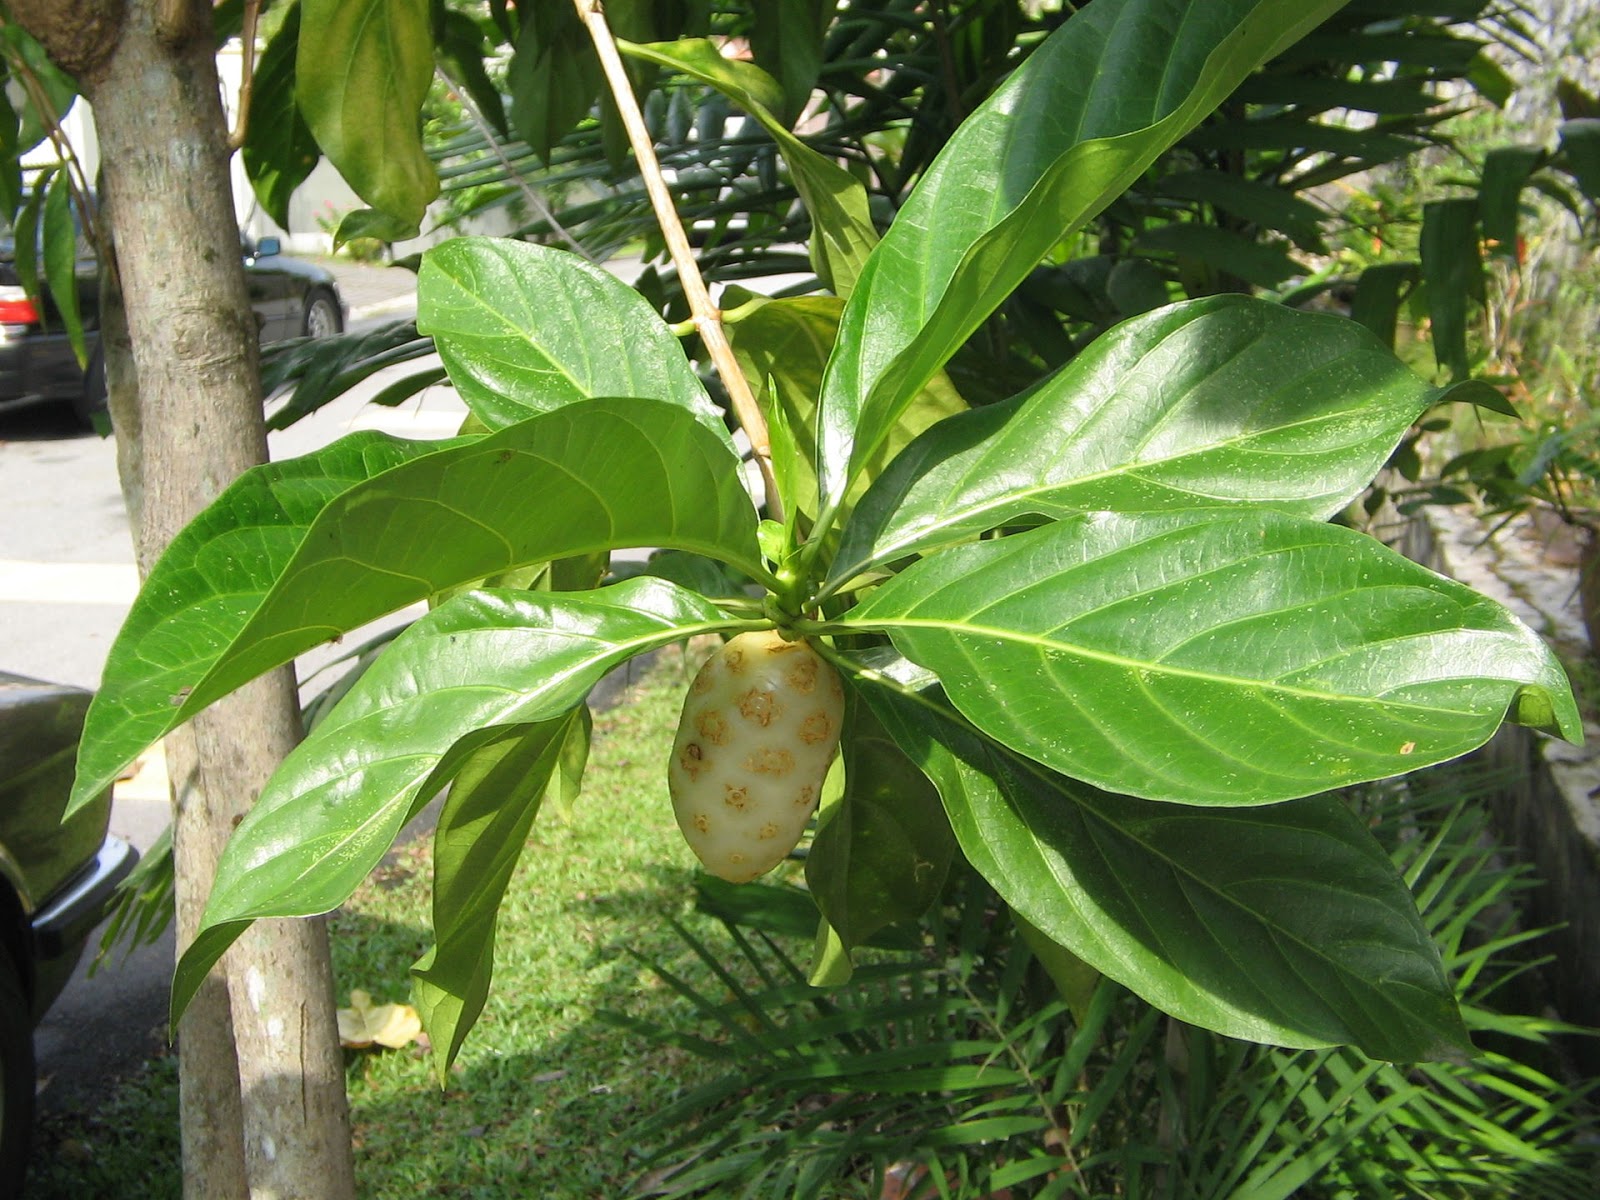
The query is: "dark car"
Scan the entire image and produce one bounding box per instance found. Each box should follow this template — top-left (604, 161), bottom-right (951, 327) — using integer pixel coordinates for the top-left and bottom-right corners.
top-left (0, 220), bottom-right (345, 427)
top-left (0, 673), bottom-right (137, 1189)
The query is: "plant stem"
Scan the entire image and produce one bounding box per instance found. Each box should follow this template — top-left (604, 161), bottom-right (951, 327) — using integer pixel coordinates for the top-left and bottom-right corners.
top-left (226, 0), bottom-right (259, 152)
top-left (571, 0), bottom-right (783, 523)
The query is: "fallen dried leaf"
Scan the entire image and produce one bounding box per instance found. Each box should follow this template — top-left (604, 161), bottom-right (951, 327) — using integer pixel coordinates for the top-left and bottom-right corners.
top-left (337, 988), bottom-right (423, 1050)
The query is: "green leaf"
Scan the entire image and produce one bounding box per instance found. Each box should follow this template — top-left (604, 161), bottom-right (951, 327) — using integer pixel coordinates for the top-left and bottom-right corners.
top-left (242, 3), bottom-right (320, 229)
top-left (1271, 29), bottom-right (1484, 73)
top-left (435, 8), bottom-right (509, 138)
top-left (1157, 171), bottom-right (1330, 253)
top-left (1349, 262), bottom-right (1420, 349)
top-left (1558, 118), bottom-right (1600, 203)
top-left (262, 320), bottom-right (438, 432)
top-left (74, 399), bottom-right (762, 813)
top-left (812, 0), bottom-right (1346, 521)
top-left (543, 703), bottom-right (593, 819)
top-left (1012, 913), bottom-right (1100, 1026)
top-left (10, 171), bottom-right (48, 301)
top-left (1478, 145), bottom-right (1542, 257)
top-left (1185, 115), bottom-right (1425, 163)
top-left (414, 716), bottom-right (572, 1081)
top-left (726, 295), bottom-right (965, 528)
top-left (298, 0), bottom-right (439, 230)
top-left (750, 0), bottom-right (828, 124)
top-left (417, 237), bottom-right (729, 444)
top-left (507, 3), bottom-right (602, 161)
top-left (1419, 197), bottom-right (1482, 381)
top-left (622, 38), bottom-right (877, 296)
top-left (1232, 74), bottom-right (1436, 116)
top-left (1132, 224), bottom-right (1302, 289)
top-left (70, 433), bottom-right (459, 813)
top-left (842, 511), bottom-right (1579, 807)
top-left (1466, 49), bottom-right (1514, 109)
top-left (805, 694), bottom-right (955, 966)
top-left (333, 207), bottom-right (418, 248)
top-left (832, 297), bottom-right (1446, 587)
top-left (852, 656), bottom-right (1472, 1060)
top-left (1436, 377), bottom-right (1515, 419)
top-left (1105, 258), bottom-right (1171, 317)
top-left (0, 102), bottom-right (20, 221)
top-left (172, 578), bottom-right (734, 1029)
top-left (43, 170), bottom-right (86, 368)
top-left (0, 23), bottom-right (77, 153)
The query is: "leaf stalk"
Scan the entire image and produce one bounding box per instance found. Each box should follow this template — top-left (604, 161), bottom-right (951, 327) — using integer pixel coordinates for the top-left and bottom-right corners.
top-left (572, 0), bottom-right (783, 523)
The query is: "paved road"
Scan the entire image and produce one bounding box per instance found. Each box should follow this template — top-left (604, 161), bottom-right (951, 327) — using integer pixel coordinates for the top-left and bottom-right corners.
top-left (0, 291), bottom-right (476, 1114)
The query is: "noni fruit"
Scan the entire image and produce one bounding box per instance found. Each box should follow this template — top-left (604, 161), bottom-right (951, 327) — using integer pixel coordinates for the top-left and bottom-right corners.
top-left (669, 630), bottom-right (844, 882)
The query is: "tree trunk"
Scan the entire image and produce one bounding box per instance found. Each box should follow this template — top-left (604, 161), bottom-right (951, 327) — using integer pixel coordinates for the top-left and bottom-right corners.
top-left (12, 2), bottom-right (358, 1197)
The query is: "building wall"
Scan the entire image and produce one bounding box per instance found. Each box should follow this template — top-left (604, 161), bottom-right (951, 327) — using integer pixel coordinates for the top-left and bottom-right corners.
top-left (45, 40), bottom-right (511, 259)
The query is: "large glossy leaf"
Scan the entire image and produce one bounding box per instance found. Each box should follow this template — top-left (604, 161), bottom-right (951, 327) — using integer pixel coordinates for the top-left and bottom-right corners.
top-left (830, 297), bottom-right (1449, 589)
top-left (850, 655), bottom-right (1472, 1061)
top-left (842, 511), bottom-right (1580, 806)
top-left (414, 716), bottom-right (572, 1081)
top-left (417, 237), bottom-right (729, 443)
top-left (73, 399), bottom-right (761, 813)
top-left (171, 578), bottom-right (735, 1028)
top-left (297, 0), bottom-right (438, 233)
top-left (622, 38), bottom-right (878, 296)
top-left (811, 0), bottom-right (1345, 523)
top-left (805, 695), bottom-right (955, 968)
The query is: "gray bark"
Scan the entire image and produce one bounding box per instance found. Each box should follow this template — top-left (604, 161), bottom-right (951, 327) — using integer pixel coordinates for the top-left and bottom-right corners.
top-left (12, 2), bottom-right (358, 1197)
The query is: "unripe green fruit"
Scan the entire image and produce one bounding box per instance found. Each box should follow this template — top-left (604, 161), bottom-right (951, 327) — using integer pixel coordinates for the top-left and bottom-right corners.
top-left (669, 630), bottom-right (844, 883)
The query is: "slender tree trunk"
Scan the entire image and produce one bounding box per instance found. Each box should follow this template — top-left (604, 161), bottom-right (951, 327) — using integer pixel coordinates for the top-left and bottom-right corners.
top-left (11, 2), bottom-right (357, 1197)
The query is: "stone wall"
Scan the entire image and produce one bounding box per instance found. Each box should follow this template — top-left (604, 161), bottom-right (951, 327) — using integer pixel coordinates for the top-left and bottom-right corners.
top-left (1399, 507), bottom-right (1600, 1069)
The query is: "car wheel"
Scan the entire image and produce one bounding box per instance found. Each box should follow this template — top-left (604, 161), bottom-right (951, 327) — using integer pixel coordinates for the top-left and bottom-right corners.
top-left (0, 943), bottom-right (35, 1194)
top-left (302, 289), bottom-right (342, 338)
top-left (71, 348), bottom-right (108, 430)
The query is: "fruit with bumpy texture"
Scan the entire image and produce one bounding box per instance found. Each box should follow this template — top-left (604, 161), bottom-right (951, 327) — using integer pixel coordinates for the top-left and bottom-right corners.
top-left (669, 630), bottom-right (844, 882)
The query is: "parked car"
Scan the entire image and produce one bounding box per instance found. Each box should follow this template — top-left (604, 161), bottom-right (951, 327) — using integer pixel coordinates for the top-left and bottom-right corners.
top-left (0, 214), bottom-right (345, 427)
top-left (0, 672), bottom-right (137, 1189)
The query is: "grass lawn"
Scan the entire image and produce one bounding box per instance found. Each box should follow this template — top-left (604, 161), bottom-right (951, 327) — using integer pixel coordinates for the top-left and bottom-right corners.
top-left (27, 647), bottom-right (794, 1199)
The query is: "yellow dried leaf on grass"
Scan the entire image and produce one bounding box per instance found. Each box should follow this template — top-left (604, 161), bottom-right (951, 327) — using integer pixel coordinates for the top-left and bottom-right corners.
top-left (338, 988), bottom-right (423, 1050)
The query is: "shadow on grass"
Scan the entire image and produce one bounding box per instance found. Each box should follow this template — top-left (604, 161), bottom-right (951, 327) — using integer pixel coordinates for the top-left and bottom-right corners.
top-left (335, 864), bottom-right (774, 1199)
top-left (21, 863), bottom-right (782, 1200)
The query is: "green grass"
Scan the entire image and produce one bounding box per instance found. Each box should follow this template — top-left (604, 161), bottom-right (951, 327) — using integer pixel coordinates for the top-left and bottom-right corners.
top-left (26, 651), bottom-right (1600, 1198)
top-left (27, 647), bottom-right (807, 1199)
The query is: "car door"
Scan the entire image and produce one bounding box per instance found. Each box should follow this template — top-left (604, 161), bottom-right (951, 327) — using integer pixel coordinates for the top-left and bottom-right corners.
top-left (241, 236), bottom-right (295, 341)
